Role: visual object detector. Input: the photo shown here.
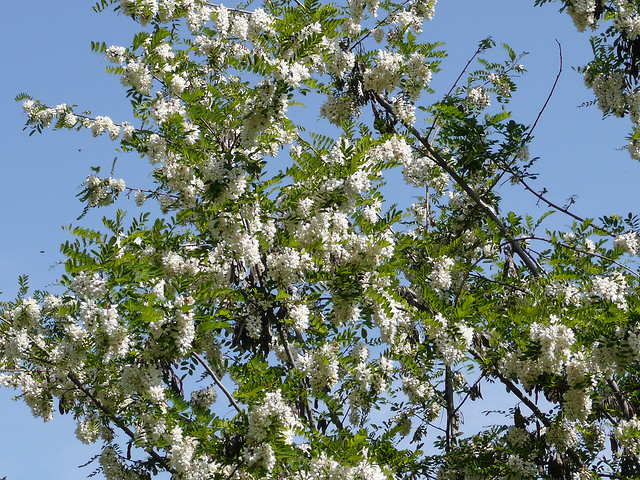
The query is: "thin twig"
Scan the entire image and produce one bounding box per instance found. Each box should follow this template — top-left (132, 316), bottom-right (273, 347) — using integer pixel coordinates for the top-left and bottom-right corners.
top-left (349, 0), bottom-right (413, 52)
top-left (453, 371), bottom-right (487, 415)
top-left (468, 272), bottom-right (531, 293)
top-left (489, 41), bottom-right (563, 191)
top-left (525, 40), bottom-right (563, 143)
top-left (513, 175), bottom-right (615, 237)
top-left (426, 44), bottom-right (484, 141)
top-left (518, 235), bottom-right (640, 278)
top-left (193, 352), bottom-right (242, 414)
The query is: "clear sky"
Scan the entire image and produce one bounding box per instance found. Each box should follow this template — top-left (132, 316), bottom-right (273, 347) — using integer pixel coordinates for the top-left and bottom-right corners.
top-left (1, 1), bottom-right (638, 478)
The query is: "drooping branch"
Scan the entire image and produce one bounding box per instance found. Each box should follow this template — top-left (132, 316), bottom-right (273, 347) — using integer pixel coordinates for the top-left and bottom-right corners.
top-left (66, 372), bottom-right (172, 472)
top-left (1, 315), bottom-right (172, 471)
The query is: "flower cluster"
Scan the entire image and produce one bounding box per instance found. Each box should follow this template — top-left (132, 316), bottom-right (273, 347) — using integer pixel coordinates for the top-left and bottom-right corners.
top-left (363, 50), bottom-right (404, 94)
top-left (303, 453), bottom-right (388, 480)
top-left (529, 316), bottom-right (576, 375)
top-left (91, 116), bottom-right (121, 139)
top-left (424, 313), bottom-right (473, 365)
top-left (566, 0), bottom-right (599, 31)
top-left (296, 344), bottom-right (340, 392)
top-left (246, 390), bottom-right (301, 445)
top-left (615, 417), bottom-right (640, 454)
top-left (82, 175), bottom-right (127, 207)
top-left (614, 231), bottom-right (640, 255)
top-left (612, 0), bottom-right (640, 39)
top-left (585, 72), bottom-right (629, 117)
top-left (467, 86), bottom-right (490, 109)
top-left (428, 255), bottom-right (455, 292)
top-left (588, 273), bottom-right (629, 309)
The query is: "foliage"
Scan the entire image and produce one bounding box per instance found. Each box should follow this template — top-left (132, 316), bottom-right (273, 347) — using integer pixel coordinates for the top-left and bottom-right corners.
top-left (4, 1), bottom-right (640, 479)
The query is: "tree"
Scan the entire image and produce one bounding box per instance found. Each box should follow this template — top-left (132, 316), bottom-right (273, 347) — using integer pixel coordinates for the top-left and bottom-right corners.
top-left (3, 0), bottom-right (640, 479)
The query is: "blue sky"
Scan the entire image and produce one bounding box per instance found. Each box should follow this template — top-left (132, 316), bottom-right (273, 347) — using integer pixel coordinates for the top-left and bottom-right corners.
top-left (1, 1), bottom-right (638, 478)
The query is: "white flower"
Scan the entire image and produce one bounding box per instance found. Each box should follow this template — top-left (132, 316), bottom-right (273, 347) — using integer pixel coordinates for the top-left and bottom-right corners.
top-left (320, 93), bottom-right (360, 125)
top-left (584, 238), bottom-right (596, 252)
top-left (169, 73), bottom-right (188, 94)
top-left (586, 72), bottom-right (628, 117)
top-left (362, 50), bottom-right (404, 94)
top-left (135, 190), bottom-right (147, 206)
top-left (588, 273), bottom-right (629, 309)
top-left (105, 45), bottom-right (127, 64)
top-left (289, 303), bottom-right (310, 331)
top-left (72, 272), bottom-right (107, 299)
top-left (529, 315), bottom-right (575, 375)
top-left (187, 3), bottom-right (213, 32)
top-left (563, 388), bottom-right (592, 421)
top-left (297, 344), bottom-right (340, 392)
top-left (372, 27), bottom-right (385, 43)
top-left (246, 390), bottom-right (301, 444)
top-left (467, 86), bottom-right (490, 109)
top-left (615, 416), bottom-right (640, 454)
top-left (155, 43), bottom-right (174, 60)
top-left (121, 59), bottom-right (153, 94)
top-left (151, 97), bottom-right (186, 125)
top-left (214, 4), bottom-right (230, 35)
top-left (567, 0), bottom-right (599, 32)
top-left (391, 96), bottom-right (416, 126)
top-left (429, 256), bottom-right (455, 291)
top-left (75, 418), bottom-right (101, 444)
top-left (146, 133), bottom-right (167, 163)
top-left (402, 376), bottom-right (434, 403)
top-left (614, 231), bottom-right (640, 255)
top-left (167, 426), bottom-right (197, 472)
top-left (267, 247), bottom-right (311, 285)
top-left (90, 116), bottom-right (120, 140)
top-left (286, 62), bottom-right (310, 89)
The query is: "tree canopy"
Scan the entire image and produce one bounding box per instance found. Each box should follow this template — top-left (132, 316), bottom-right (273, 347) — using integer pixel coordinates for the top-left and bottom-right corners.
top-left (4, 0), bottom-right (640, 479)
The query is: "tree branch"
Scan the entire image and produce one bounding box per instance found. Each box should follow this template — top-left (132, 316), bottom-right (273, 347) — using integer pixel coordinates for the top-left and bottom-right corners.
top-left (192, 352), bottom-right (242, 414)
top-left (66, 372), bottom-right (172, 471)
top-left (273, 319), bottom-right (317, 431)
top-left (607, 376), bottom-right (633, 420)
top-left (519, 235), bottom-right (640, 278)
top-left (468, 345), bottom-right (583, 467)
top-left (373, 92), bottom-right (543, 278)
top-left (525, 40), bottom-right (563, 143)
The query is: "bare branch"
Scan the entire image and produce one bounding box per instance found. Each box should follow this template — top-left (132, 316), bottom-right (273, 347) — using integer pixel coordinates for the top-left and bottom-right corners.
top-left (193, 352), bottom-right (242, 414)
